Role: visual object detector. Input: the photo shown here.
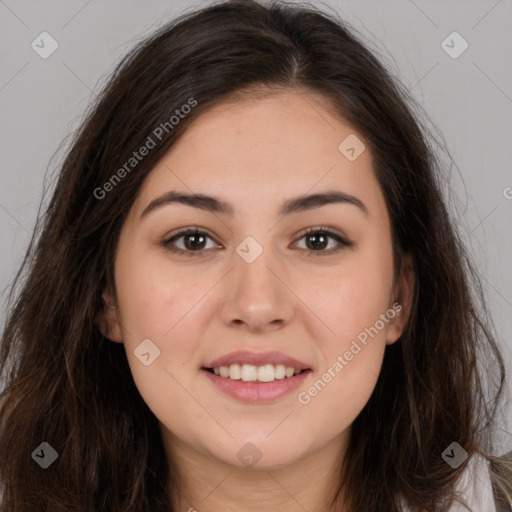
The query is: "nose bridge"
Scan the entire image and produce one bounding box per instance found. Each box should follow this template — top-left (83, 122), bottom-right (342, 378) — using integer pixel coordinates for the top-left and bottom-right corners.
top-left (233, 236), bottom-right (281, 302)
top-left (219, 234), bottom-right (294, 330)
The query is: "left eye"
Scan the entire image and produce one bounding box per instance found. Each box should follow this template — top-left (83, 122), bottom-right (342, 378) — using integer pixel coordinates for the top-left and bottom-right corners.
top-left (162, 227), bottom-right (351, 256)
top-left (294, 228), bottom-right (350, 254)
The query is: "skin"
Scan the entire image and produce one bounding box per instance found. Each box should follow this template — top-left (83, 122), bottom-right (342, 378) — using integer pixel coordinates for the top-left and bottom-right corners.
top-left (100, 88), bottom-right (414, 512)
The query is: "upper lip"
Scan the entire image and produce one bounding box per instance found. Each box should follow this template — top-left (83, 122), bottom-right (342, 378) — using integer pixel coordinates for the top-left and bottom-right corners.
top-left (204, 350), bottom-right (311, 370)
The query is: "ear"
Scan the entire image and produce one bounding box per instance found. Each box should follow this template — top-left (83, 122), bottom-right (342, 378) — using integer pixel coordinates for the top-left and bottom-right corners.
top-left (386, 252), bottom-right (415, 345)
top-left (97, 291), bottom-right (123, 343)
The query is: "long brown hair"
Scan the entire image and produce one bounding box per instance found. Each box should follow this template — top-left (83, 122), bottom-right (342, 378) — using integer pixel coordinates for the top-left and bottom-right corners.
top-left (1, 1), bottom-right (510, 510)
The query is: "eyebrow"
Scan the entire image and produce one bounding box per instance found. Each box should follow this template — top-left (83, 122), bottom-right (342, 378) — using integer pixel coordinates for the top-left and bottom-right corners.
top-left (140, 190), bottom-right (370, 219)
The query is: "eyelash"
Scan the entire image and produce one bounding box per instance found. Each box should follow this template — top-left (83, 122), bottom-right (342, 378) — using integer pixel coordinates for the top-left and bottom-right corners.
top-left (161, 226), bottom-right (352, 257)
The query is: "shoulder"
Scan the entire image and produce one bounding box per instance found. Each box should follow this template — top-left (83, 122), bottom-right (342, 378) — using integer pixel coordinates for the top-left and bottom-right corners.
top-left (491, 450), bottom-right (512, 512)
top-left (452, 451), bottom-right (497, 512)
top-left (398, 451), bottom-right (509, 511)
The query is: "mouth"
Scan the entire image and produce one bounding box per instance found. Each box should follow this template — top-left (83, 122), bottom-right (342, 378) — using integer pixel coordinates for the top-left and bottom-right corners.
top-left (201, 363), bottom-right (312, 403)
top-left (201, 350), bottom-right (312, 402)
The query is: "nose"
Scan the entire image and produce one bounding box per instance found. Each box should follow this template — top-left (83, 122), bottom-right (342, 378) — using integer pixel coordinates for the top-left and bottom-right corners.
top-left (218, 246), bottom-right (295, 333)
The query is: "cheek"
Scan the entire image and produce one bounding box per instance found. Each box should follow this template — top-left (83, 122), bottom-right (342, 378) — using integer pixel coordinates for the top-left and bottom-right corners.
top-left (302, 295), bottom-right (389, 428)
top-left (113, 253), bottom-right (201, 426)
top-left (299, 238), bottom-right (393, 407)
top-left (113, 242), bottom-right (209, 371)
top-left (301, 251), bottom-right (393, 344)
top-left (307, 346), bottom-right (384, 434)
top-left (114, 245), bottom-right (195, 338)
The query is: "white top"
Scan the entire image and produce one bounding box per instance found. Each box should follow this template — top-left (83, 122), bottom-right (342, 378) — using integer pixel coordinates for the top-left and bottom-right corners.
top-left (399, 453), bottom-right (497, 511)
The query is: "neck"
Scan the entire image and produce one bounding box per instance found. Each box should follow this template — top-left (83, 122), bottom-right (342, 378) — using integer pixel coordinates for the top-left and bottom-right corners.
top-left (163, 429), bottom-right (351, 512)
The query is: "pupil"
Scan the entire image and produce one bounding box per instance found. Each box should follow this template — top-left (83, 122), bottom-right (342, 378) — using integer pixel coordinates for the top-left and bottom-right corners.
top-left (185, 233), bottom-right (206, 250)
top-left (307, 233), bottom-right (327, 250)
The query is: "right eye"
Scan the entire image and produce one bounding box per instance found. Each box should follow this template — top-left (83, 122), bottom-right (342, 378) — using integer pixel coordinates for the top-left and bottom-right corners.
top-left (162, 227), bottom-right (221, 256)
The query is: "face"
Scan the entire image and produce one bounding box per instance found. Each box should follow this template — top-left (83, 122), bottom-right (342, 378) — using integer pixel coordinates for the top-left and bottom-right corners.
top-left (101, 88), bottom-right (413, 472)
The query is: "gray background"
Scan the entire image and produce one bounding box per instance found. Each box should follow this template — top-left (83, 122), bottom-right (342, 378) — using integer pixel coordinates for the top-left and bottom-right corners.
top-left (0, 0), bottom-right (511, 454)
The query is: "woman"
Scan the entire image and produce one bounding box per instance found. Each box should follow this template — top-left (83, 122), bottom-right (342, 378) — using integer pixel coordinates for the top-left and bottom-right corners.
top-left (1, 0), bottom-right (511, 510)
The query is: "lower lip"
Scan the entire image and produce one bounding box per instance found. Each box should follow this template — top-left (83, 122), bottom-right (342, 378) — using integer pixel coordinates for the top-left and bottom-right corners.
top-left (202, 369), bottom-right (311, 403)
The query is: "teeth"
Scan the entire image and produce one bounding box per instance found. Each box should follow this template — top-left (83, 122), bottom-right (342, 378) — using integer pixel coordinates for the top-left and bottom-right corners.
top-left (229, 363), bottom-right (241, 380)
top-left (241, 364), bottom-right (258, 382)
top-left (257, 364), bottom-right (274, 382)
top-left (211, 363), bottom-right (304, 382)
top-left (275, 364), bottom-right (285, 379)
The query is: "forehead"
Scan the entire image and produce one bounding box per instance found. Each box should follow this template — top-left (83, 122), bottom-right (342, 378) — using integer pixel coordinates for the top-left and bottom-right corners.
top-left (134, 89), bottom-right (387, 221)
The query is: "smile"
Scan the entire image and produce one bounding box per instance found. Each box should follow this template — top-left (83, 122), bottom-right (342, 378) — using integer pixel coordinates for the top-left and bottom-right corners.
top-left (201, 365), bottom-right (312, 403)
